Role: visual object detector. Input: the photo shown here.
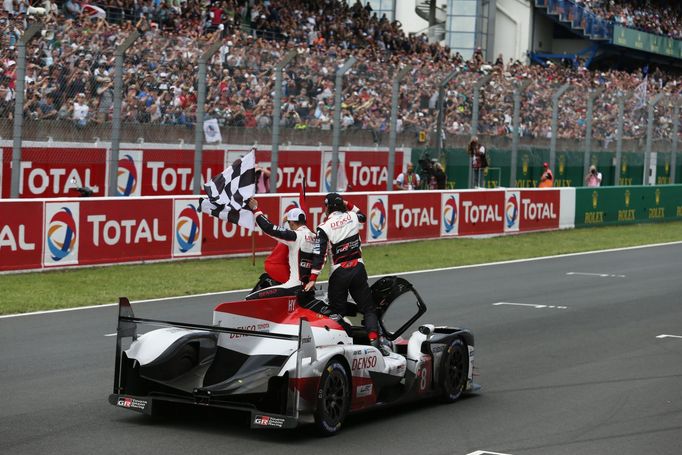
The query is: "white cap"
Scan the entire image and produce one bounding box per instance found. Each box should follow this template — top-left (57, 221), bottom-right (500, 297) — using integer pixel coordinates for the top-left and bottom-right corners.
top-left (286, 208), bottom-right (305, 222)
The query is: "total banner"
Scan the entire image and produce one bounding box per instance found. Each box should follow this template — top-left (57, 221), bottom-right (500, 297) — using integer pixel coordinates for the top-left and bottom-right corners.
top-left (1, 143), bottom-right (410, 198)
top-left (2, 147), bottom-right (107, 198)
top-left (117, 148), bottom-right (226, 197)
top-left (4, 186), bottom-right (655, 274)
top-left (0, 200), bottom-right (43, 271)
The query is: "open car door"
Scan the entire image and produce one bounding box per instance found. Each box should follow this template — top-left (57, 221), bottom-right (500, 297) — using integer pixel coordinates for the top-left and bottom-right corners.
top-left (371, 276), bottom-right (427, 341)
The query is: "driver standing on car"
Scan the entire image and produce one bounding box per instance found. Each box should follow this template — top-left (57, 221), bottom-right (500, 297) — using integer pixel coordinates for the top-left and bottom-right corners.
top-left (247, 198), bottom-right (316, 299)
top-left (304, 193), bottom-right (389, 355)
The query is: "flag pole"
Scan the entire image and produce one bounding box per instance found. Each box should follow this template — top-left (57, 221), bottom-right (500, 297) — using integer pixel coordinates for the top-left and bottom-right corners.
top-left (251, 223), bottom-right (256, 266)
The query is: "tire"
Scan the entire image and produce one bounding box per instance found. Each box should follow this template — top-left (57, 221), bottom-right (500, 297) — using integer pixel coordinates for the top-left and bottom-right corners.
top-left (440, 338), bottom-right (469, 403)
top-left (314, 359), bottom-right (351, 436)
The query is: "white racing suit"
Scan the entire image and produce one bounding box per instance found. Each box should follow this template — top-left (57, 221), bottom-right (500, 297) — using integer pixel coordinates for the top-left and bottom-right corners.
top-left (246, 211), bottom-right (316, 300)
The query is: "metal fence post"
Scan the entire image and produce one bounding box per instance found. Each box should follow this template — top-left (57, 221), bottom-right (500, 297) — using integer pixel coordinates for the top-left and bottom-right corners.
top-left (10, 24), bottom-right (41, 198)
top-left (108, 31), bottom-right (139, 197)
top-left (511, 80), bottom-right (531, 187)
top-left (436, 70), bottom-right (458, 162)
top-left (470, 74), bottom-right (492, 189)
top-left (331, 56), bottom-right (356, 192)
top-left (644, 93), bottom-right (665, 186)
top-left (583, 88), bottom-right (603, 182)
top-left (672, 96), bottom-right (680, 184)
top-left (192, 41), bottom-right (223, 195)
top-left (271, 50), bottom-right (297, 194)
top-left (387, 66), bottom-right (411, 191)
top-left (615, 92), bottom-right (625, 186)
top-left (550, 83), bottom-right (571, 172)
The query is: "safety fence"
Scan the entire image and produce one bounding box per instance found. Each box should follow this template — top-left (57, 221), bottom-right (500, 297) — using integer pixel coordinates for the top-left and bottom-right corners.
top-left (3, 185), bottom-right (681, 273)
top-left (413, 147), bottom-right (682, 189)
top-left (0, 142), bottom-right (409, 198)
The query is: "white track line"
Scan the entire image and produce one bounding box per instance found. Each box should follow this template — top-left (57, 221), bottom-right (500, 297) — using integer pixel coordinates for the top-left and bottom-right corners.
top-left (2, 240), bottom-right (681, 320)
top-left (566, 272), bottom-right (626, 278)
top-left (656, 334), bottom-right (682, 339)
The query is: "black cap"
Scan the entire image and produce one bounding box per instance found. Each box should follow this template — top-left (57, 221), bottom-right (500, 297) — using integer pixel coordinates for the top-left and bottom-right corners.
top-left (324, 192), bottom-right (345, 213)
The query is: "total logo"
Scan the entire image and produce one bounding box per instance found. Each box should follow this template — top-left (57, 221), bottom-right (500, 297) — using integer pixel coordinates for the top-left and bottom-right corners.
top-left (368, 196), bottom-right (387, 241)
top-left (322, 155), bottom-right (347, 192)
top-left (441, 194), bottom-right (459, 235)
top-left (504, 191), bottom-right (520, 232)
top-left (44, 203), bottom-right (79, 266)
top-left (175, 203), bottom-right (201, 254)
top-left (117, 153), bottom-right (140, 196)
top-left (324, 163), bottom-right (333, 191)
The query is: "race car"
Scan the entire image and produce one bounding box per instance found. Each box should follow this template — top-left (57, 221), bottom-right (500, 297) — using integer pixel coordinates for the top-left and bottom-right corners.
top-left (109, 276), bottom-right (479, 435)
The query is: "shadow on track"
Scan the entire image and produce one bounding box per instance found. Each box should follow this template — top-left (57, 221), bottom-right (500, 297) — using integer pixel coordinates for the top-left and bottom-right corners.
top-left (110, 395), bottom-right (479, 443)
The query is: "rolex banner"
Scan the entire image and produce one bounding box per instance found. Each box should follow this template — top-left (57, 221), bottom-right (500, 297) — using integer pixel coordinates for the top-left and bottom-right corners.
top-left (613, 25), bottom-right (682, 59)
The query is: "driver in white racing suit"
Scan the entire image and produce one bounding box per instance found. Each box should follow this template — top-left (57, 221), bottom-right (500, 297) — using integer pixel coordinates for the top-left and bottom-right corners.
top-left (247, 198), bottom-right (315, 299)
top-left (304, 193), bottom-right (389, 354)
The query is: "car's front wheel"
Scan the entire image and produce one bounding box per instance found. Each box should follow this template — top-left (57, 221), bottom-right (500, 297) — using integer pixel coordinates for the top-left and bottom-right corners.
top-left (439, 338), bottom-right (469, 403)
top-left (314, 359), bottom-right (351, 436)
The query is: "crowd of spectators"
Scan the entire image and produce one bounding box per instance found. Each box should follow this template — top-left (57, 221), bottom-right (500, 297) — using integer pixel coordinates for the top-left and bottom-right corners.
top-left (576, 0), bottom-right (682, 39)
top-left (0, 0), bottom-right (679, 144)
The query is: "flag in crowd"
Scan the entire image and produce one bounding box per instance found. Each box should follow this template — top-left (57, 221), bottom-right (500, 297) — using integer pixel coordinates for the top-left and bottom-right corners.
top-left (200, 149), bottom-right (256, 231)
top-left (203, 118), bottom-right (222, 144)
top-left (634, 76), bottom-right (648, 110)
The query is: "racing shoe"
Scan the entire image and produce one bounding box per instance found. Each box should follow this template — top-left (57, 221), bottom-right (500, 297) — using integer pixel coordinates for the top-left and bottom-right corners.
top-left (371, 336), bottom-right (393, 356)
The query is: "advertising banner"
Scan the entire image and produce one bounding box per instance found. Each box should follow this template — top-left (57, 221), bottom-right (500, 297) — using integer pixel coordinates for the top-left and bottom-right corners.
top-left (3, 147), bottom-right (106, 198)
top-left (343, 150), bottom-right (405, 192)
top-left (115, 150), bottom-right (143, 197)
top-left (440, 192), bottom-right (459, 236)
top-left (388, 192), bottom-right (440, 241)
top-left (574, 186), bottom-right (682, 227)
top-left (132, 148), bottom-right (225, 196)
top-left (458, 190), bottom-right (505, 236)
top-left (503, 190), bottom-right (520, 233)
top-left (43, 201), bottom-right (80, 267)
top-left (173, 198), bottom-right (203, 257)
top-left (227, 148), bottom-right (322, 194)
top-left (0, 201), bottom-right (43, 271)
top-left (78, 198), bottom-right (173, 265)
top-left (366, 194), bottom-right (389, 243)
top-left (201, 195), bottom-right (278, 257)
top-left (517, 189), bottom-right (561, 232)
top-left (613, 25), bottom-right (682, 59)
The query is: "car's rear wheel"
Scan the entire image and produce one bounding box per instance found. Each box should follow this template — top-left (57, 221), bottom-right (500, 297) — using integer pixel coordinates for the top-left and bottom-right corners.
top-left (440, 338), bottom-right (468, 403)
top-left (314, 359), bottom-right (351, 436)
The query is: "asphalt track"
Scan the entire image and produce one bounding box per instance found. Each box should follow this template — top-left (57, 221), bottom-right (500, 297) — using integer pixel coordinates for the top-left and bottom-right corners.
top-left (1, 244), bottom-right (681, 455)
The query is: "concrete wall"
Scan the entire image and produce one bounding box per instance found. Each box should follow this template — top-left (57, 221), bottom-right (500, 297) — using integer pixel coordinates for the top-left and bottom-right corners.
top-left (494, 0), bottom-right (533, 63)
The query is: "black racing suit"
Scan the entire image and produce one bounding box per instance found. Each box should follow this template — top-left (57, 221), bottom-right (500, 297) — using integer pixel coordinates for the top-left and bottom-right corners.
top-left (309, 204), bottom-right (378, 336)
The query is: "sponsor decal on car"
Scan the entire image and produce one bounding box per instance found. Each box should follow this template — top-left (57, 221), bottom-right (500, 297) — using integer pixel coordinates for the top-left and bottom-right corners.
top-left (356, 384), bottom-right (373, 398)
top-left (253, 415), bottom-right (285, 428)
top-left (117, 397), bottom-right (148, 411)
top-left (351, 355), bottom-right (378, 371)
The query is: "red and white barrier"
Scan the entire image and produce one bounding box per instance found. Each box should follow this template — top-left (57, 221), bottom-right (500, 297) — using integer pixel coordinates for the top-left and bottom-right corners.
top-left (0, 189), bottom-right (575, 273)
top-left (1, 143), bottom-right (410, 198)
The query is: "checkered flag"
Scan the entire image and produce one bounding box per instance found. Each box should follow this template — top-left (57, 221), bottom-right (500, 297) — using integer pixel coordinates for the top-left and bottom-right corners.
top-left (200, 149), bottom-right (256, 231)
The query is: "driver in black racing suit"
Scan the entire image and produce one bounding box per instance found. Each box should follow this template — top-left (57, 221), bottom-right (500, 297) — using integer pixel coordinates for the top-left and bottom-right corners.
top-left (304, 193), bottom-right (389, 355)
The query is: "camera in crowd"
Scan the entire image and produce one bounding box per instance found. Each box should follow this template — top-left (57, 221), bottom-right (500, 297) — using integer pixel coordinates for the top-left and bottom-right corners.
top-left (418, 151), bottom-right (434, 180)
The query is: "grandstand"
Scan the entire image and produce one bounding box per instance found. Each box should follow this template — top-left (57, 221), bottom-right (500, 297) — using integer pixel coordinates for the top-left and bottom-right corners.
top-left (0, 0), bottom-right (679, 193)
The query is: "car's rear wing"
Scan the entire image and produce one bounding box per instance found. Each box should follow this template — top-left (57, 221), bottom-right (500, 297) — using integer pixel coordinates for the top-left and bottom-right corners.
top-left (112, 297), bottom-right (315, 427)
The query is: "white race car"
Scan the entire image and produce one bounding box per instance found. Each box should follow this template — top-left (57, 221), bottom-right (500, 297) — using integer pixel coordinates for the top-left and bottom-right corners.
top-left (109, 276), bottom-right (479, 435)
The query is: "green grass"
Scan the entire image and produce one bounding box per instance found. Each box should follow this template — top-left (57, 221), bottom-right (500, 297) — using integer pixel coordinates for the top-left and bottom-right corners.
top-left (1, 221), bottom-right (681, 315)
